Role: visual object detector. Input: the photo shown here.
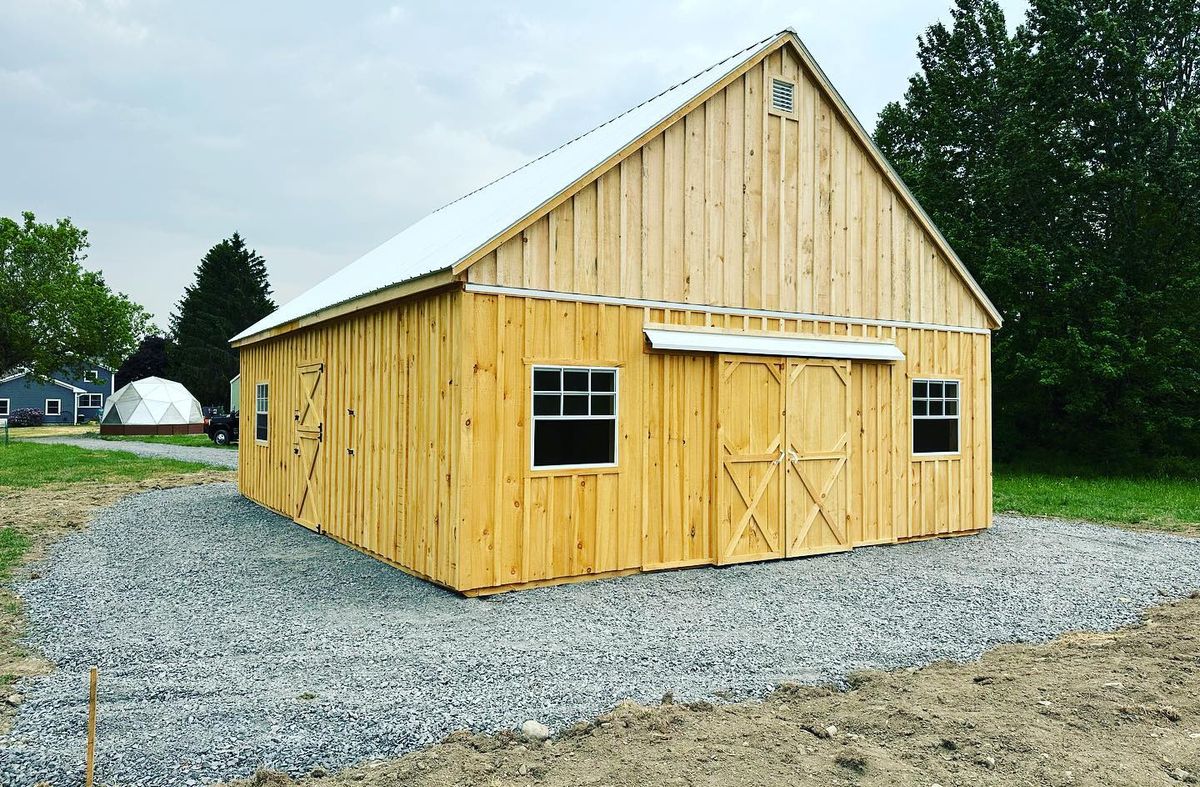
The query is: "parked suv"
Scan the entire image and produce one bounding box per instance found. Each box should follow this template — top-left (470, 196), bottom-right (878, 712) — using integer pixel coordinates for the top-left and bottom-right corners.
top-left (205, 411), bottom-right (239, 445)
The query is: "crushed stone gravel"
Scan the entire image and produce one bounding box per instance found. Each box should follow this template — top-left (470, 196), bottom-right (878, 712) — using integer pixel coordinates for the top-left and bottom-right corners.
top-left (3, 483), bottom-right (1199, 786)
top-left (24, 436), bottom-right (237, 469)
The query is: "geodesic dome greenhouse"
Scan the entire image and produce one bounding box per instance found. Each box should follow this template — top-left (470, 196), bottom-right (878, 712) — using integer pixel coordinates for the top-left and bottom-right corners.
top-left (99, 376), bottom-right (205, 435)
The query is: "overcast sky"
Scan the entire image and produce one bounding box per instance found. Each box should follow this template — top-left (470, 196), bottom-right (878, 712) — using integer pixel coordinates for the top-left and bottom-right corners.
top-left (1, 1), bottom-right (1028, 328)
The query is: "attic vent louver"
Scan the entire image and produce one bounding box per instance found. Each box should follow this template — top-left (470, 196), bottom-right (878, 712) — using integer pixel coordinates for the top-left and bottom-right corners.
top-left (771, 78), bottom-right (795, 114)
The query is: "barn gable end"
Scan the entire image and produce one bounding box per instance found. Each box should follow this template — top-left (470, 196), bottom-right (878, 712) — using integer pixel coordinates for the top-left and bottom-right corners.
top-left (463, 37), bottom-right (997, 331)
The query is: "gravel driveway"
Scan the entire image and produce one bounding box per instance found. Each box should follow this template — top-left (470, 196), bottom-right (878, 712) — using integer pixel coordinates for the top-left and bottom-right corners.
top-left (26, 435), bottom-right (237, 469)
top-left (4, 484), bottom-right (1200, 786)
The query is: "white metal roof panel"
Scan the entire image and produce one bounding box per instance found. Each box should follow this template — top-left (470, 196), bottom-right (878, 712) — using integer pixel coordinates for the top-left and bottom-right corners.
top-left (231, 33), bottom-right (781, 343)
top-left (643, 326), bottom-right (905, 362)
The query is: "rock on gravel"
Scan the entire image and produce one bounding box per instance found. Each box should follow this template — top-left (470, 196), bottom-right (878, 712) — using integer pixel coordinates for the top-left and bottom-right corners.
top-left (520, 720), bottom-right (551, 742)
top-left (24, 435), bottom-right (237, 468)
top-left (3, 484), bottom-right (1200, 786)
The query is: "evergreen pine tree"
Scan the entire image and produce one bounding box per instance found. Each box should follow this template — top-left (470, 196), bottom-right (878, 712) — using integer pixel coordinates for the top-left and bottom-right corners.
top-left (116, 335), bottom-right (170, 388)
top-left (168, 233), bottom-right (274, 407)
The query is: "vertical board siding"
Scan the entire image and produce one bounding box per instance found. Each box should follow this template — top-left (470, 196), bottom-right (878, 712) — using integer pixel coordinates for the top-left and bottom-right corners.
top-left (459, 292), bottom-right (990, 592)
top-left (466, 47), bottom-right (992, 331)
top-left (238, 290), bottom-right (462, 587)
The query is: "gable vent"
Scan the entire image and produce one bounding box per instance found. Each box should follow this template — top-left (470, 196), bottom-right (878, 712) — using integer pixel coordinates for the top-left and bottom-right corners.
top-left (771, 78), bottom-right (795, 114)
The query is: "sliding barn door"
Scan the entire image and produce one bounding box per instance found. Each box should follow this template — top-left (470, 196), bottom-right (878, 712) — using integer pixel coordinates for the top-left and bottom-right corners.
top-left (294, 360), bottom-right (325, 532)
top-left (784, 359), bottom-right (851, 556)
top-left (715, 355), bottom-right (786, 564)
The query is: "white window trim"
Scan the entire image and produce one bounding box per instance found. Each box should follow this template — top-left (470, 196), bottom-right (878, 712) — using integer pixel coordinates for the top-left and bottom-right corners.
top-left (79, 393), bottom-right (103, 408)
top-left (45, 398), bottom-right (62, 416)
top-left (911, 377), bottom-right (961, 457)
top-left (254, 382), bottom-right (269, 444)
top-left (530, 365), bottom-right (619, 471)
top-left (0, 399), bottom-right (8, 416)
top-left (83, 370), bottom-right (99, 382)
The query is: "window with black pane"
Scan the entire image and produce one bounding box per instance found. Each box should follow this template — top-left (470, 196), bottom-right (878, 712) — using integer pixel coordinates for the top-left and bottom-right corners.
top-left (912, 378), bottom-right (959, 454)
top-left (255, 382), bottom-right (269, 443)
top-left (531, 366), bottom-right (617, 469)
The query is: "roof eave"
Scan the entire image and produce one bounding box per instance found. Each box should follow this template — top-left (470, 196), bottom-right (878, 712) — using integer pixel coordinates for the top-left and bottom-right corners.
top-left (229, 267), bottom-right (458, 348)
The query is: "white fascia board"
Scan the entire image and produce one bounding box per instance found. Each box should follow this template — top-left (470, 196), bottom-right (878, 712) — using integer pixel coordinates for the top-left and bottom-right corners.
top-left (644, 326), bottom-right (904, 362)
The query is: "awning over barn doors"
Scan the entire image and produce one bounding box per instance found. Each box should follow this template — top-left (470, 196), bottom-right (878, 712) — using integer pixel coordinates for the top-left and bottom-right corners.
top-left (643, 325), bottom-right (904, 362)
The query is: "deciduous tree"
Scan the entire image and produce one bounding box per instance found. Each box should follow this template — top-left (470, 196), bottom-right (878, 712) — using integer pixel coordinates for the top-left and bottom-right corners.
top-left (0, 212), bottom-right (151, 379)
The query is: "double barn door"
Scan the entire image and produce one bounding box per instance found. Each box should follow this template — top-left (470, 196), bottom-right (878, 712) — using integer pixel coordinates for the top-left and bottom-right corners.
top-left (716, 355), bottom-right (852, 564)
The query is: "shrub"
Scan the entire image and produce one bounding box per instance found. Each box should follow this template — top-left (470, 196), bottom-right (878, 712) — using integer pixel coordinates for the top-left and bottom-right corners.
top-left (8, 408), bottom-right (44, 427)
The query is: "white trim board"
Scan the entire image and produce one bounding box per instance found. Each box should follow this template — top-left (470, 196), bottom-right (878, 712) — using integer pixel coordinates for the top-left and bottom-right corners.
top-left (645, 326), bottom-right (904, 361)
top-left (463, 283), bottom-right (993, 336)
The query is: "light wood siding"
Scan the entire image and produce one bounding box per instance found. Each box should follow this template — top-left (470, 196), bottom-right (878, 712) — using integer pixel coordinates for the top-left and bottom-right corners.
top-left (459, 292), bottom-right (990, 593)
top-left (467, 46), bottom-right (991, 330)
top-left (238, 290), bottom-right (462, 587)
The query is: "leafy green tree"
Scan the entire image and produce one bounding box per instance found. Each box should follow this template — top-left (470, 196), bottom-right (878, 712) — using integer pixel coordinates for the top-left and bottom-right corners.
top-left (116, 334), bottom-right (170, 388)
top-left (876, 0), bottom-right (1200, 465)
top-left (167, 233), bottom-right (274, 407)
top-left (0, 212), bottom-right (151, 378)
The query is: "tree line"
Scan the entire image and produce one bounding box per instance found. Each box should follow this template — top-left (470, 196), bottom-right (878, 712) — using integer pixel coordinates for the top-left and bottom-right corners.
top-left (875, 0), bottom-right (1200, 468)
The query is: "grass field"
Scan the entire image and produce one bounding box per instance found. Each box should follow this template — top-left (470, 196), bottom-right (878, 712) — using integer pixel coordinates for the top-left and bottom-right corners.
top-left (91, 432), bottom-right (233, 449)
top-left (0, 441), bottom-right (212, 489)
top-left (994, 464), bottom-right (1200, 531)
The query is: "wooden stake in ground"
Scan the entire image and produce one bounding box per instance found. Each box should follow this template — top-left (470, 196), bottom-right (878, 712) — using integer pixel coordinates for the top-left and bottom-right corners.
top-left (85, 666), bottom-right (97, 787)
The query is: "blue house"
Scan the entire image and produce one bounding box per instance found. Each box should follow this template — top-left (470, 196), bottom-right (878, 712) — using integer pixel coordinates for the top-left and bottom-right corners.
top-left (0, 364), bottom-right (116, 424)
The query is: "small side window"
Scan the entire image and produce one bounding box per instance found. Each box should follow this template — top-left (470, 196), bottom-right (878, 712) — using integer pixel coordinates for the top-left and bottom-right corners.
top-left (912, 378), bottom-right (959, 454)
top-left (0, 399), bottom-right (8, 417)
top-left (45, 398), bottom-right (62, 416)
top-left (83, 370), bottom-right (99, 382)
top-left (255, 383), bottom-right (269, 442)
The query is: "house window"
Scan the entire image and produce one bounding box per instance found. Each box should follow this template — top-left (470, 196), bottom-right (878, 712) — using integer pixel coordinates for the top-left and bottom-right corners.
top-left (255, 383), bottom-right (269, 442)
top-left (0, 399), bottom-right (8, 417)
top-left (80, 393), bottom-right (103, 408)
top-left (83, 370), bottom-right (99, 382)
top-left (531, 366), bottom-right (617, 469)
top-left (912, 379), bottom-right (959, 454)
top-left (45, 398), bottom-right (62, 416)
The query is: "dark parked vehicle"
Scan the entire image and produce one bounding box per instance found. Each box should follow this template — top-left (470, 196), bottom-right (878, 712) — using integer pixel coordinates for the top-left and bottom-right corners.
top-left (205, 411), bottom-right (239, 445)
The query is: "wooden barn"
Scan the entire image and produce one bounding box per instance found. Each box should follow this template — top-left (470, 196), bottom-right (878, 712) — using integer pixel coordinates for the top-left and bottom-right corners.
top-left (231, 29), bottom-right (1001, 595)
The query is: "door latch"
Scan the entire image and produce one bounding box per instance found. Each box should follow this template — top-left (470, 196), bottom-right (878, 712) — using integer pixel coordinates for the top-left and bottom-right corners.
top-left (347, 447), bottom-right (355, 456)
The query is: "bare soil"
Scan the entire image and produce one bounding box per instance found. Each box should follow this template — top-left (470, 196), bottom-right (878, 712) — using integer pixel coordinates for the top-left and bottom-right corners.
top-left (235, 595), bottom-right (1200, 787)
top-left (0, 471), bottom-right (234, 730)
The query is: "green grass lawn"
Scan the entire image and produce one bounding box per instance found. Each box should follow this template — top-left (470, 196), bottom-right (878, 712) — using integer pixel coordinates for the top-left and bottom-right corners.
top-left (994, 465), bottom-right (1200, 532)
top-left (0, 441), bottom-right (213, 489)
top-left (90, 432), bottom-right (234, 449)
top-left (0, 528), bottom-right (30, 581)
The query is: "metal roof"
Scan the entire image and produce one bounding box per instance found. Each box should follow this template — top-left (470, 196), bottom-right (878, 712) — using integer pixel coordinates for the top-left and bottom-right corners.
top-left (231, 33), bottom-right (781, 343)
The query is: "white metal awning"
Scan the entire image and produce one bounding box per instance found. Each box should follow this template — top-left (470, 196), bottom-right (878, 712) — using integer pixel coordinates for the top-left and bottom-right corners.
top-left (643, 326), bottom-right (905, 362)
